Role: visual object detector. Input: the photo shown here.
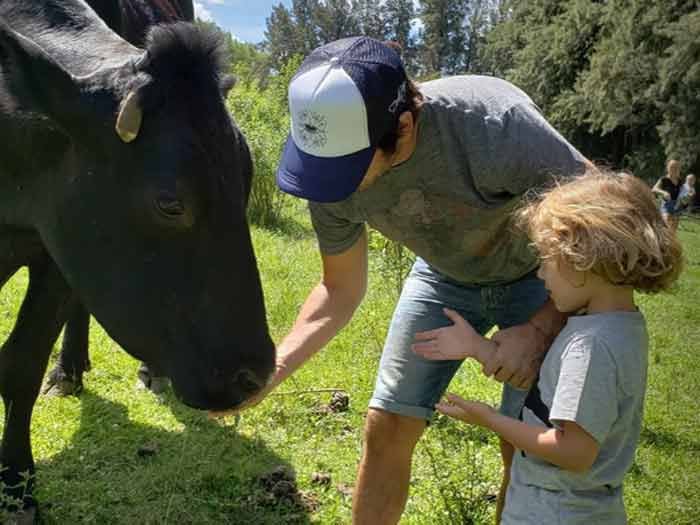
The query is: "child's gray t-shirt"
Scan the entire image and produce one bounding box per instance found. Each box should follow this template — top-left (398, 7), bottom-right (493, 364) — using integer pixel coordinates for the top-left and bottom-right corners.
top-left (504, 311), bottom-right (648, 524)
top-left (308, 75), bottom-right (587, 286)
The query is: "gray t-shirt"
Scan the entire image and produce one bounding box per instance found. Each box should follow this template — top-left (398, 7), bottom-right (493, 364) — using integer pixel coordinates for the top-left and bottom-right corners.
top-left (309, 75), bottom-right (587, 285)
top-left (504, 311), bottom-right (648, 524)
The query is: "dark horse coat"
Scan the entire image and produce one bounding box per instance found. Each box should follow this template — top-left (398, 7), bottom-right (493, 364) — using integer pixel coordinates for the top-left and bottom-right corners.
top-left (0, 0), bottom-right (274, 519)
top-left (43, 1), bottom-right (200, 398)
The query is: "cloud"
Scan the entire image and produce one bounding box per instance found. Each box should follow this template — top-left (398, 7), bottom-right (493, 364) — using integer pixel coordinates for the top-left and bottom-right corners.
top-left (193, 1), bottom-right (214, 22)
top-left (201, 0), bottom-right (226, 5)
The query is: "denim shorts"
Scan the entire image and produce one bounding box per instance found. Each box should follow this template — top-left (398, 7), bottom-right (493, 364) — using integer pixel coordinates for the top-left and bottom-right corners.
top-left (369, 258), bottom-right (549, 421)
top-left (660, 199), bottom-right (682, 216)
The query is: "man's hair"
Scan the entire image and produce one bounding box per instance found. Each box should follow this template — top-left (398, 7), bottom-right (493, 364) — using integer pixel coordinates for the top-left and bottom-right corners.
top-left (517, 169), bottom-right (683, 294)
top-left (377, 41), bottom-right (424, 155)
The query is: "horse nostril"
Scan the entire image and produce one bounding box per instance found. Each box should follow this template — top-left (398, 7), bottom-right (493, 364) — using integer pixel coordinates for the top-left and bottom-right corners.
top-left (232, 369), bottom-right (263, 396)
top-left (156, 193), bottom-right (185, 217)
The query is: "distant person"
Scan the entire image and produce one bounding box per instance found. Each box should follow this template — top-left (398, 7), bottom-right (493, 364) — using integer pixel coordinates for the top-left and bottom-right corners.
top-left (416, 171), bottom-right (683, 524)
top-left (212, 36), bottom-right (591, 524)
top-left (652, 159), bottom-right (683, 232)
top-left (676, 173), bottom-right (696, 213)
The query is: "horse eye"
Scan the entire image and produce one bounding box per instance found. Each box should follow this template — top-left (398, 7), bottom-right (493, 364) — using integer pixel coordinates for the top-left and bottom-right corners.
top-left (156, 195), bottom-right (185, 217)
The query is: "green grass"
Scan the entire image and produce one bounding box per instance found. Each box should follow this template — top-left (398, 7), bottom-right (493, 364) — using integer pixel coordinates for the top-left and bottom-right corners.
top-left (1, 207), bottom-right (699, 524)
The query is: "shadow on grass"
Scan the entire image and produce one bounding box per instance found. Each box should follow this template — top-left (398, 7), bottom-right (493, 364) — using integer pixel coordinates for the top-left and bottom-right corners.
top-left (639, 425), bottom-right (700, 454)
top-left (34, 391), bottom-right (312, 525)
top-left (252, 213), bottom-right (312, 241)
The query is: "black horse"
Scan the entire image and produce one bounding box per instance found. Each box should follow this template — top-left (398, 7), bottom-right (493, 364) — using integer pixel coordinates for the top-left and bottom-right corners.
top-left (43, 0), bottom-right (200, 397)
top-left (0, 0), bottom-right (274, 518)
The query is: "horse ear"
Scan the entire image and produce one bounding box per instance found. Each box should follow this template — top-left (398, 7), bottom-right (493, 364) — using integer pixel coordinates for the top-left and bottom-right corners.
top-left (115, 91), bottom-right (143, 143)
top-left (0, 22), bottom-right (87, 134)
top-left (220, 74), bottom-right (237, 98)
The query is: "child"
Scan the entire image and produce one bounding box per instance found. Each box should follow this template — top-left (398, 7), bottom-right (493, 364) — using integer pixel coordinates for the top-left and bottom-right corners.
top-left (675, 173), bottom-right (696, 212)
top-left (413, 171), bottom-right (683, 524)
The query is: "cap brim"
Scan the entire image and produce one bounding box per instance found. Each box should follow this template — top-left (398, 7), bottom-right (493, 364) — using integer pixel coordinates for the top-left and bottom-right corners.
top-left (276, 135), bottom-right (375, 203)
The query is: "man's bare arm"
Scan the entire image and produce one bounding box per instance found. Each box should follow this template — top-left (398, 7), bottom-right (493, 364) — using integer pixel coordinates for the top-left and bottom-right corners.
top-left (210, 230), bottom-right (368, 416)
top-left (275, 229), bottom-right (369, 379)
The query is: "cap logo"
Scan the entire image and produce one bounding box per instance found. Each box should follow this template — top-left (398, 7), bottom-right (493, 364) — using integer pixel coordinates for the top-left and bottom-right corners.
top-left (388, 82), bottom-right (407, 114)
top-left (296, 109), bottom-right (328, 150)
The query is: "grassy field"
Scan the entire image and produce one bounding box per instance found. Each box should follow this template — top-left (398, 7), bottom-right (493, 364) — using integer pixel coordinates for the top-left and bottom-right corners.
top-left (1, 205), bottom-right (699, 524)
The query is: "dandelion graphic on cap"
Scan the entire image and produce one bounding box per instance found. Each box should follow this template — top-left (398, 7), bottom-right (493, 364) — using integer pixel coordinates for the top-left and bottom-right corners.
top-left (296, 109), bottom-right (328, 150)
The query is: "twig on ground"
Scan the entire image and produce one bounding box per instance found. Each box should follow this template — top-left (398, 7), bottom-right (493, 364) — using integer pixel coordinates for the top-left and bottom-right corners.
top-left (270, 388), bottom-right (346, 396)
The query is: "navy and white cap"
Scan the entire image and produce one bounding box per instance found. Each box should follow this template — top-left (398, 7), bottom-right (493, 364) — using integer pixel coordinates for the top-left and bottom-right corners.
top-left (276, 36), bottom-right (409, 203)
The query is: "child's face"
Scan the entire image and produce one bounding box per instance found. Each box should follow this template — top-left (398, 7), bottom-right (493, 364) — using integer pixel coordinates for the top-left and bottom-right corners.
top-left (537, 257), bottom-right (594, 313)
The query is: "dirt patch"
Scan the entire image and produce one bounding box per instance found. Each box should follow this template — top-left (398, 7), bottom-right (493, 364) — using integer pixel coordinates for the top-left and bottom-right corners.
top-left (310, 472), bottom-right (332, 487)
top-left (312, 391), bottom-right (350, 415)
top-left (253, 465), bottom-right (320, 512)
top-left (335, 482), bottom-right (354, 498)
top-left (136, 442), bottom-right (159, 458)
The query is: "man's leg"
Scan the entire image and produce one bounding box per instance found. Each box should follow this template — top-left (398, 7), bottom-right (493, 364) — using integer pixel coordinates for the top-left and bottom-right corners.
top-left (354, 258), bottom-right (492, 525)
top-left (353, 409), bottom-right (425, 525)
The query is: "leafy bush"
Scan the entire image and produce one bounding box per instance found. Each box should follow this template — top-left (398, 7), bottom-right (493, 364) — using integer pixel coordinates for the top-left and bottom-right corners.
top-left (368, 229), bottom-right (415, 297)
top-left (227, 56), bottom-right (303, 228)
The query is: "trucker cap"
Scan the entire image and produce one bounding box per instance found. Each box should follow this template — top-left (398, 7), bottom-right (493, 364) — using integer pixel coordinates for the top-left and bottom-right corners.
top-left (276, 36), bottom-right (409, 203)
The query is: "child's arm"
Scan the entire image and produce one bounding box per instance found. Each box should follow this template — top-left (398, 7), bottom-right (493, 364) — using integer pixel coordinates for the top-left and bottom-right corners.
top-left (412, 308), bottom-right (496, 366)
top-left (652, 178), bottom-right (671, 200)
top-left (437, 393), bottom-right (600, 473)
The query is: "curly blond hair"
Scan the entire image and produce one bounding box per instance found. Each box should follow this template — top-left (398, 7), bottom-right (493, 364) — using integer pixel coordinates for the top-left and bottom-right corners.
top-left (518, 170), bottom-right (683, 293)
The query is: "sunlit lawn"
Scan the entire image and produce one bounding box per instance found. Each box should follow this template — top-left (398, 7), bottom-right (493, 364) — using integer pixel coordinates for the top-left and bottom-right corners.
top-left (1, 206), bottom-right (698, 524)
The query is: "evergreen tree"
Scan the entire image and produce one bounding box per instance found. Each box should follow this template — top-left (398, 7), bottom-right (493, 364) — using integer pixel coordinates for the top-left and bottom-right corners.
top-left (383, 0), bottom-right (417, 73)
top-left (315, 0), bottom-right (360, 43)
top-left (463, 0), bottom-right (499, 73)
top-left (479, 0), bottom-right (699, 179)
top-left (292, 0), bottom-right (322, 55)
top-left (656, 8), bottom-right (700, 168)
top-left (419, 0), bottom-right (450, 75)
top-left (419, 0), bottom-right (496, 76)
top-left (263, 3), bottom-right (300, 73)
top-left (352, 0), bottom-right (387, 40)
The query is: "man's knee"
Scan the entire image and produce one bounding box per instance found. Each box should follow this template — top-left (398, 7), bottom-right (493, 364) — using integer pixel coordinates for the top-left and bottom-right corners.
top-left (363, 409), bottom-right (426, 459)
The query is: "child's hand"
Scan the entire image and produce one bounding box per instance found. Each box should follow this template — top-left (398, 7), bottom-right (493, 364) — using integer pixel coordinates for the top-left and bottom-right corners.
top-left (435, 393), bottom-right (496, 427)
top-left (412, 308), bottom-right (492, 363)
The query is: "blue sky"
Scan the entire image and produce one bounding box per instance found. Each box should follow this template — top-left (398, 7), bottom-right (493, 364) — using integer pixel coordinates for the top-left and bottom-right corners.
top-left (193, 1), bottom-right (293, 43)
top-left (194, 1), bottom-right (422, 44)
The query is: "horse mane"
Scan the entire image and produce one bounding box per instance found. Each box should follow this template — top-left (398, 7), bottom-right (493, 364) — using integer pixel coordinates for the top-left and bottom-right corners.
top-left (137, 22), bottom-right (229, 94)
top-left (117, 0), bottom-right (191, 46)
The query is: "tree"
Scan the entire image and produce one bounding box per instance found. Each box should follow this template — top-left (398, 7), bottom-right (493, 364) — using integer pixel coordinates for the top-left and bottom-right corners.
top-left (352, 0), bottom-right (387, 40)
top-left (263, 3), bottom-right (300, 73)
top-left (479, 0), bottom-right (699, 180)
top-left (382, 0), bottom-right (418, 73)
top-left (419, 0), bottom-right (499, 76)
top-left (292, 0), bottom-right (322, 55)
top-left (315, 0), bottom-right (360, 43)
top-left (228, 39), bottom-right (268, 80)
top-left (463, 0), bottom-right (499, 73)
top-left (654, 8), bottom-right (700, 169)
top-left (419, 0), bottom-right (454, 75)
